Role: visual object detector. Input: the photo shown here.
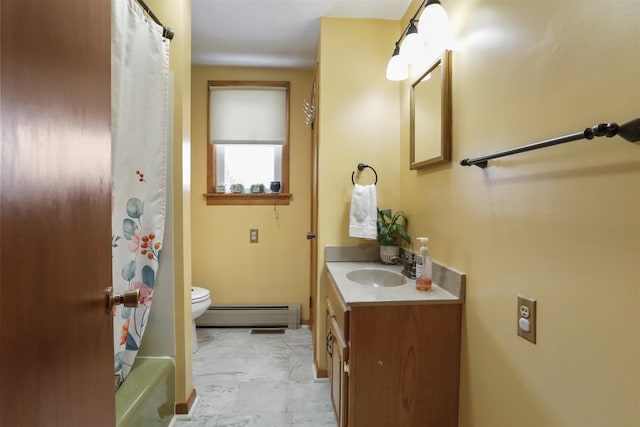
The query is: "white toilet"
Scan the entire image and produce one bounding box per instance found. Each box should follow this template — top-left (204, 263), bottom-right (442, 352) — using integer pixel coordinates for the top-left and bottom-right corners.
top-left (191, 286), bottom-right (211, 353)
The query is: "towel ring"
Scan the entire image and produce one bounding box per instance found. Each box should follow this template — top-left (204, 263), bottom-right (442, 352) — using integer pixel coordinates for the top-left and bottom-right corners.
top-left (351, 163), bottom-right (378, 185)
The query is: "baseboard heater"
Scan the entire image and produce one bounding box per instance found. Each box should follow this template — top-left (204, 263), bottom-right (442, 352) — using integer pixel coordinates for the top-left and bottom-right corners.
top-left (196, 304), bottom-right (301, 329)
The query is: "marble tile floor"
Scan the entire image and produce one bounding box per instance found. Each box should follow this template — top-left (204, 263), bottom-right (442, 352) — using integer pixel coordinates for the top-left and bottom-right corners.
top-left (176, 327), bottom-right (337, 427)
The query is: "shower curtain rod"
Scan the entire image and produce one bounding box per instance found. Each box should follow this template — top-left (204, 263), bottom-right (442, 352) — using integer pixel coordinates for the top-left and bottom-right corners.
top-left (134, 0), bottom-right (175, 40)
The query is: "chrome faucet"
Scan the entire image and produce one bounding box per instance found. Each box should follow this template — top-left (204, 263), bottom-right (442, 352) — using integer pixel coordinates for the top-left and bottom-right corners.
top-left (392, 254), bottom-right (416, 279)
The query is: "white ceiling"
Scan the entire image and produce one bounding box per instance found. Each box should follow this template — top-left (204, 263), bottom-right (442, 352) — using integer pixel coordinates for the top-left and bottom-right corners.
top-left (192, 0), bottom-right (412, 69)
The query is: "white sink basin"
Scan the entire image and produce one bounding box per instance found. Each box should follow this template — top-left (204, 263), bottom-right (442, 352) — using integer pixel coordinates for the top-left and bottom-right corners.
top-left (345, 268), bottom-right (407, 287)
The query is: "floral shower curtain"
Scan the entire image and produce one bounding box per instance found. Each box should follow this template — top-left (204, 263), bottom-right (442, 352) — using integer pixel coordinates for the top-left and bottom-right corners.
top-left (111, 0), bottom-right (170, 389)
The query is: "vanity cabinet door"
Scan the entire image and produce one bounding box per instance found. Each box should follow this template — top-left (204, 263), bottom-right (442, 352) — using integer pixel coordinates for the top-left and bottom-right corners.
top-left (330, 317), bottom-right (349, 427)
top-left (327, 296), bottom-right (349, 427)
top-left (348, 304), bottom-right (461, 427)
top-left (326, 303), bottom-right (334, 397)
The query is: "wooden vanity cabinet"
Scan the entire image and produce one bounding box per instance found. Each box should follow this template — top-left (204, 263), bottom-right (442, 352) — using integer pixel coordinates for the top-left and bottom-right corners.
top-left (326, 294), bottom-right (349, 427)
top-left (327, 277), bottom-right (462, 427)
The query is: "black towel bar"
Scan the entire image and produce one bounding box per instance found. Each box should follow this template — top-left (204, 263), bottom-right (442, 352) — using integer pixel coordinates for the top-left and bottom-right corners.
top-left (460, 118), bottom-right (640, 168)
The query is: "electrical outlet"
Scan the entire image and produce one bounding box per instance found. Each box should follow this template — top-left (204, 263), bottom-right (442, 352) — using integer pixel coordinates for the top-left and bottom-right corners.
top-left (517, 295), bottom-right (536, 344)
top-left (250, 228), bottom-right (259, 243)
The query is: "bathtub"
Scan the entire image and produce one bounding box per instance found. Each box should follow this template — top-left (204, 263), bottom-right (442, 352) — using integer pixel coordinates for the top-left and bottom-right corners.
top-left (115, 357), bottom-right (176, 427)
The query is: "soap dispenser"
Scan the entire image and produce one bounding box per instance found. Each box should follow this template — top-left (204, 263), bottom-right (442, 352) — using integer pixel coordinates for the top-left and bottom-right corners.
top-left (415, 237), bottom-right (432, 291)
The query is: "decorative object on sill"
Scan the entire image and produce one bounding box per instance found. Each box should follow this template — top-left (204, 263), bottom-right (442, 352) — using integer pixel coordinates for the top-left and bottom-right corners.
top-left (351, 163), bottom-right (378, 185)
top-left (250, 184), bottom-right (265, 194)
top-left (460, 118), bottom-right (640, 168)
top-left (230, 183), bottom-right (244, 193)
top-left (376, 208), bottom-right (410, 264)
top-left (270, 181), bottom-right (281, 193)
top-left (386, 0), bottom-right (450, 81)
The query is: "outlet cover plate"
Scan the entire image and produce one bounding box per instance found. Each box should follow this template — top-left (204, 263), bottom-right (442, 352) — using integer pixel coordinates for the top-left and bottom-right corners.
top-left (517, 295), bottom-right (536, 344)
top-left (250, 228), bottom-right (259, 243)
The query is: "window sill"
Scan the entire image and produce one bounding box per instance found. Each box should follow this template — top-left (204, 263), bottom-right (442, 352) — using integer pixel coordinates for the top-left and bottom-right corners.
top-left (204, 193), bottom-right (292, 206)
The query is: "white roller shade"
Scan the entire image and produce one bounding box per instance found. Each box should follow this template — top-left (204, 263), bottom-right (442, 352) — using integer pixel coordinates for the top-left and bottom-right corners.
top-left (210, 86), bottom-right (287, 145)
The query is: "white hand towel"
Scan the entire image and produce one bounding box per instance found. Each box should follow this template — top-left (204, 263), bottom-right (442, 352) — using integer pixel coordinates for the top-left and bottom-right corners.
top-left (349, 184), bottom-right (377, 240)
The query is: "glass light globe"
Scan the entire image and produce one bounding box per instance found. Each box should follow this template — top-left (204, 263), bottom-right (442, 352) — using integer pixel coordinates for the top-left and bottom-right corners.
top-left (400, 32), bottom-right (424, 63)
top-left (418, 2), bottom-right (450, 46)
top-left (386, 54), bottom-right (408, 81)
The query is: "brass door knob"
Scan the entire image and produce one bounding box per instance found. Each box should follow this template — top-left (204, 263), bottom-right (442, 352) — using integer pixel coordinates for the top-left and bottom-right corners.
top-left (105, 287), bottom-right (140, 313)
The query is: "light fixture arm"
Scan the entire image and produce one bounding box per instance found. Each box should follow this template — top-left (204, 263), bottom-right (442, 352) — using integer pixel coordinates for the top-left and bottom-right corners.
top-left (390, 41), bottom-right (401, 57)
top-left (392, 0), bottom-right (433, 48)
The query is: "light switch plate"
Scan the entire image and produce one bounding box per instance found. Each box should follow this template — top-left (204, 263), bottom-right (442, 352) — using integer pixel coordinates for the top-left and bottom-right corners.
top-left (517, 295), bottom-right (536, 344)
top-left (250, 228), bottom-right (259, 243)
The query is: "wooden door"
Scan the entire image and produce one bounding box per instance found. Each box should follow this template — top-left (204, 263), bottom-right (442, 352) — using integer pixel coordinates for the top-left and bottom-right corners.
top-left (0, 0), bottom-right (114, 426)
top-left (308, 67), bottom-right (319, 351)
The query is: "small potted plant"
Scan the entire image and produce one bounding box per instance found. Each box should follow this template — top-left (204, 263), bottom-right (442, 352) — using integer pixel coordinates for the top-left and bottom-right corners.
top-left (376, 208), bottom-right (410, 264)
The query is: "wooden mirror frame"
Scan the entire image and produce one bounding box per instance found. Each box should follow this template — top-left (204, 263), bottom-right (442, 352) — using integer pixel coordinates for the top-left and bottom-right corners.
top-left (410, 49), bottom-right (452, 170)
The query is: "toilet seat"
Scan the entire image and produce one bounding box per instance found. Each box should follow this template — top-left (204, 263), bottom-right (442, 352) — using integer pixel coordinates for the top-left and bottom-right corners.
top-left (192, 287), bottom-right (210, 304)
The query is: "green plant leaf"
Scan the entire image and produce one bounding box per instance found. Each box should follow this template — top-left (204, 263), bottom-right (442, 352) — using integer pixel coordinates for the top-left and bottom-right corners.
top-left (376, 208), bottom-right (410, 245)
top-left (378, 208), bottom-right (392, 223)
top-left (397, 224), bottom-right (411, 244)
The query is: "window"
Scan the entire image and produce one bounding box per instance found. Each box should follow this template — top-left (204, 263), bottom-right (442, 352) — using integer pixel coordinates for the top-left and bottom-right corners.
top-left (206, 81), bottom-right (291, 205)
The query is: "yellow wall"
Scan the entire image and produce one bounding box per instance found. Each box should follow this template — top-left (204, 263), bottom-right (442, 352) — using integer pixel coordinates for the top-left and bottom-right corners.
top-left (146, 0), bottom-right (193, 408)
top-left (160, 0), bottom-right (639, 423)
top-left (315, 18), bottom-right (402, 370)
top-left (190, 66), bottom-right (313, 321)
top-left (398, 0), bottom-right (640, 426)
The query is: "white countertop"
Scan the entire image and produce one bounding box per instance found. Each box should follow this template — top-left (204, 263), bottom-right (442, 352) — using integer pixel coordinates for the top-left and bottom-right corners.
top-left (326, 261), bottom-right (463, 307)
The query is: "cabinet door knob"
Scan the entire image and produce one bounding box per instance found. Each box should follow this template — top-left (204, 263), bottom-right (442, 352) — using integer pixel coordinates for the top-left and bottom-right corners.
top-left (377, 360), bottom-right (384, 367)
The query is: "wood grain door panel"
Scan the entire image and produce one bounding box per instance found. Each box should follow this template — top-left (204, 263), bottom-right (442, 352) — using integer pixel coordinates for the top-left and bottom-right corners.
top-left (348, 304), bottom-right (461, 427)
top-left (1, 0), bottom-right (114, 425)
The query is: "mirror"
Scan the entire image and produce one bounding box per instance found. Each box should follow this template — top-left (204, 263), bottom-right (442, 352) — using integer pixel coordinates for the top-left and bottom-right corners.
top-left (410, 50), bottom-right (452, 170)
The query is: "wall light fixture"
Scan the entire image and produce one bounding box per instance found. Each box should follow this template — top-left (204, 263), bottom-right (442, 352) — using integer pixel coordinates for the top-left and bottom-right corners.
top-left (385, 42), bottom-right (409, 81)
top-left (386, 0), bottom-right (450, 81)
